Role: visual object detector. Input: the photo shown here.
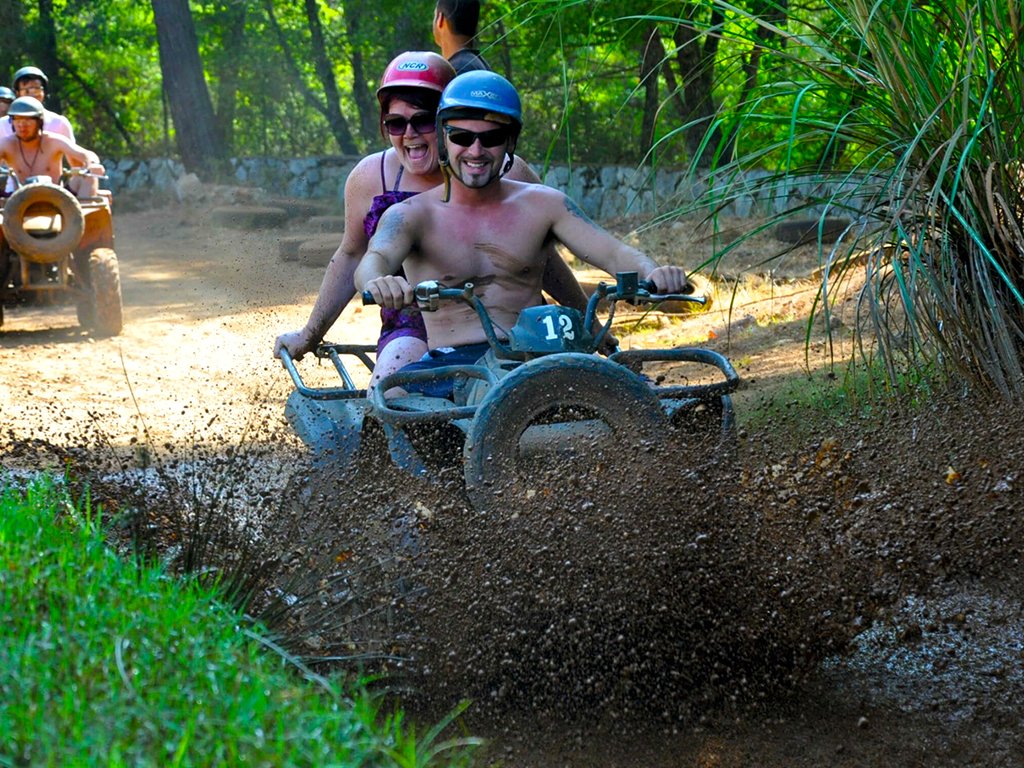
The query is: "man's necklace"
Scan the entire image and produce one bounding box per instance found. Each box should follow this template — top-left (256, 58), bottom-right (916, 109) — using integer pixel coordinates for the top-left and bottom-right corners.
top-left (18, 136), bottom-right (42, 174)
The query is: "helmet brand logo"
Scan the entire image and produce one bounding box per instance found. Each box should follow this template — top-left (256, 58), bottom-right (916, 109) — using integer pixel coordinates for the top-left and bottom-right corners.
top-left (469, 89), bottom-right (498, 100)
top-left (397, 62), bottom-right (429, 72)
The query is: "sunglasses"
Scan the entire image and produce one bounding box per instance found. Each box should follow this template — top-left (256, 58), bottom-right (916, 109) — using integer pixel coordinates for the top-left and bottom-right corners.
top-left (444, 126), bottom-right (510, 148)
top-left (382, 113), bottom-right (436, 136)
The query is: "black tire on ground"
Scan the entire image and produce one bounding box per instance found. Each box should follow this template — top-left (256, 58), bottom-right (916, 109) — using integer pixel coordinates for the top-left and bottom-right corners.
top-left (773, 216), bottom-right (851, 245)
top-left (262, 196), bottom-right (336, 219)
top-left (276, 234), bottom-right (312, 262)
top-left (1, 184), bottom-right (85, 263)
top-left (305, 215), bottom-right (345, 233)
top-left (86, 248), bottom-right (123, 336)
top-left (462, 353), bottom-right (668, 514)
top-left (298, 234), bottom-right (343, 267)
top-left (210, 205), bottom-right (288, 230)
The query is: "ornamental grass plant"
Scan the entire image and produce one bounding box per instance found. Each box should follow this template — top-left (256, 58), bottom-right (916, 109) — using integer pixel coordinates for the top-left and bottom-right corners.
top-left (0, 476), bottom-right (479, 767)
top-left (687, 0), bottom-right (1024, 396)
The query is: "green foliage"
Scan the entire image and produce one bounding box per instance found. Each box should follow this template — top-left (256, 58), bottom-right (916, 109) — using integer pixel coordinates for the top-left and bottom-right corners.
top-left (0, 476), bottom-right (481, 767)
top-left (694, 0), bottom-right (1024, 397)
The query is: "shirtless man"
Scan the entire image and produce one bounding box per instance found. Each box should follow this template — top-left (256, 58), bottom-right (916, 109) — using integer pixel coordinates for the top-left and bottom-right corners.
top-left (0, 97), bottom-right (104, 198)
top-left (355, 71), bottom-right (691, 390)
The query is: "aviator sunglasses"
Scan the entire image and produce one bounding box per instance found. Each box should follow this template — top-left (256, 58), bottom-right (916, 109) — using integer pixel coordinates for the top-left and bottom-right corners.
top-left (444, 126), bottom-right (510, 148)
top-left (382, 113), bottom-right (436, 136)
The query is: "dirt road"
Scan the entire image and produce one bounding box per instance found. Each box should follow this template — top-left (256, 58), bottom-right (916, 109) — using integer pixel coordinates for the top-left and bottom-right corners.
top-left (2, 202), bottom-right (1022, 767)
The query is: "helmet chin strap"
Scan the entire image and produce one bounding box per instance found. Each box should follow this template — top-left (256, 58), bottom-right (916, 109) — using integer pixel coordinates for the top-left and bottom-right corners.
top-left (440, 150), bottom-right (516, 203)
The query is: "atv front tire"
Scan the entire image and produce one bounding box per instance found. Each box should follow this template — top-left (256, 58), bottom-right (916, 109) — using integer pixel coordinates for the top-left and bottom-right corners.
top-left (81, 248), bottom-right (123, 336)
top-left (463, 353), bottom-right (668, 514)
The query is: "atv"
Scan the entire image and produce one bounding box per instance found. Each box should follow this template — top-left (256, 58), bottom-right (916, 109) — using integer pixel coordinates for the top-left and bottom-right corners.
top-left (281, 271), bottom-right (739, 513)
top-left (0, 167), bottom-right (123, 336)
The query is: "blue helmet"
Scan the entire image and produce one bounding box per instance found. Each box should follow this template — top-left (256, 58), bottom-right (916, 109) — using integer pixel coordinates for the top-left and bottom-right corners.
top-left (436, 71), bottom-right (522, 167)
top-left (437, 70), bottom-right (522, 128)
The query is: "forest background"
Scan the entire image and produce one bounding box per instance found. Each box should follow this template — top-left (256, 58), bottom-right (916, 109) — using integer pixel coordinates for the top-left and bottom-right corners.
top-left (6, 0), bottom-right (1024, 399)
top-left (3, 0), bottom-right (811, 175)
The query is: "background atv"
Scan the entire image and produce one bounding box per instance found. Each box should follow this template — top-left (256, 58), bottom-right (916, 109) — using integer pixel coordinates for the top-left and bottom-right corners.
top-left (282, 272), bottom-right (739, 514)
top-left (0, 168), bottom-right (123, 336)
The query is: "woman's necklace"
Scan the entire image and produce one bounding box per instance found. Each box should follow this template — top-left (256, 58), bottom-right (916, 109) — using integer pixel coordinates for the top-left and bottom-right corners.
top-left (18, 136), bottom-right (42, 175)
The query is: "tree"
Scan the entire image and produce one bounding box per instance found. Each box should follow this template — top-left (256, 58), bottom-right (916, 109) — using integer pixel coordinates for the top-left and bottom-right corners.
top-left (0, 0), bottom-right (26, 83)
top-left (151, 0), bottom-right (227, 174)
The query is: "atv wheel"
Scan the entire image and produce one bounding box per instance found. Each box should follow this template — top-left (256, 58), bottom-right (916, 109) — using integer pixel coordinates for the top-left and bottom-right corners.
top-left (83, 248), bottom-right (123, 336)
top-left (1, 184), bottom-right (85, 263)
top-left (463, 353), bottom-right (668, 514)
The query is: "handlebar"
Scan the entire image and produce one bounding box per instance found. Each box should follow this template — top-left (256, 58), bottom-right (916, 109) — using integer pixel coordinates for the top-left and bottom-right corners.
top-left (0, 167), bottom-right (108, 188)
top-left (360, 273), bottom-right (704, 310)
top-left (361, 272), bottom-right (705, 357)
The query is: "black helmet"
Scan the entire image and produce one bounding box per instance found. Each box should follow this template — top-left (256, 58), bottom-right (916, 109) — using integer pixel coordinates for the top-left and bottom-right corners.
top-left (13, 66), bottom-right (48, 90)
top-left (0, 87), bottom-right (14, 102)
top-left (8, 96), bottom-right (45, 120)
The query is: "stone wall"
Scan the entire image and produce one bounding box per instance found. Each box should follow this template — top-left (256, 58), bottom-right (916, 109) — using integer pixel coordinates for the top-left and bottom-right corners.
top-left (104, 155), bottom-right (875, 221)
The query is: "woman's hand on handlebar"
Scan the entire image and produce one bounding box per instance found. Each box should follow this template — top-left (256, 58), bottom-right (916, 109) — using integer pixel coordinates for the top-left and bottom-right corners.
top-left (644, 265), bottom-right (694, 295)
top-left (363, 275), bottom-right (413, 309)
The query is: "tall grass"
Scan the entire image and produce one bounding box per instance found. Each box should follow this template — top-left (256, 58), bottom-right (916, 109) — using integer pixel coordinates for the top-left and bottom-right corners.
top-left (0, 476), bottom-right (480, 767)
top-left (688, 0), bottom-right (1024, 396)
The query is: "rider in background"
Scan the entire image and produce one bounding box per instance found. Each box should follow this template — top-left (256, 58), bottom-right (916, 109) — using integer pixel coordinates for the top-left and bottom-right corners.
top-left (355, 71), bottom-right (692, 397)
top-left (1, 67), bottom-right (82, 197)
top-left (0, 97), bottom-right (104, 199)
top-left (433, 0), bottom-right (490, 74)
top-left (1, 67), bottom-right (75, 141)
top-left (0, 87), bottom-right (14, 119)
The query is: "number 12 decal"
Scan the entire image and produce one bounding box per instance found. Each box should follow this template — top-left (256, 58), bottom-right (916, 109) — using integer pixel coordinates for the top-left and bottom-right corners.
top-left (542, 313), bottom-right (576, 341)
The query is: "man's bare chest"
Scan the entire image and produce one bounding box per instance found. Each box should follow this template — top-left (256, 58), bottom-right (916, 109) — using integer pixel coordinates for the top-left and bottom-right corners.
top-left (416, 206), bottom-right (549, 282)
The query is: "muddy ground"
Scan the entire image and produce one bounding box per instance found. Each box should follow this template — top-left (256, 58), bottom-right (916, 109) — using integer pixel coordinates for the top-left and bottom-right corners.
top-left (2, 196), bottom-right (1023, 767)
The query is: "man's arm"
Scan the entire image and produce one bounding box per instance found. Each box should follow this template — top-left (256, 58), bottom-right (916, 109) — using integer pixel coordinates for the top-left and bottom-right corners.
top-left (354, 204), bottom-right (419, 308)
top-left (54, 134), bottom-right (104, 174)
top-left (274, 157), bottom-right (377, 359)
top-left (550, 191), bottom-right (692, 294)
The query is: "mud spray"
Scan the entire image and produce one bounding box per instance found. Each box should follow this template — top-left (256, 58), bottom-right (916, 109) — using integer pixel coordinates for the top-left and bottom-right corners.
top-left (9, 390), bottom-right (1023, 766)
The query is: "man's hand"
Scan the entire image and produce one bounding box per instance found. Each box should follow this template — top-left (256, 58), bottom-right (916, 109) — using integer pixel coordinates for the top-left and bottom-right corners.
top-left (645, 265), bottom-right (695, 295)
top-left (363, 275), bottom-right (413, 309)
top-left (274, 328), bottom-right (317, 361)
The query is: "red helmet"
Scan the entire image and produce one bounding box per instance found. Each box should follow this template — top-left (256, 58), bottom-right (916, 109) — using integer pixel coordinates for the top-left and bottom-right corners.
top-left (376, 51), bottom-right (456, 107)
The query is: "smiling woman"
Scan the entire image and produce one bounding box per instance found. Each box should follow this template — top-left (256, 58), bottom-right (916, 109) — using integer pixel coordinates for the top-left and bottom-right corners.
top-left (273, 51), bottom-right (458, 394)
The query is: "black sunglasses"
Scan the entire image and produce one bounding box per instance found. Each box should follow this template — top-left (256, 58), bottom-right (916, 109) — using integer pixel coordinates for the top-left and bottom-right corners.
top-left (382, 113), bottom-right (436, 136)
top-left (444, 126), bottom-right (510, 148)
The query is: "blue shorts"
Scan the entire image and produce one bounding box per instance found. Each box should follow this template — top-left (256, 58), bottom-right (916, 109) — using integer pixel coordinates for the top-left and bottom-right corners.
top-left (398, 343), bottom-right (491, 399)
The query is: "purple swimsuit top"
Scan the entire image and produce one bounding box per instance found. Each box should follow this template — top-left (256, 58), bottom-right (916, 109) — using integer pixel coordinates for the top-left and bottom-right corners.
top-left (363, 151), bottom-right (419, 239)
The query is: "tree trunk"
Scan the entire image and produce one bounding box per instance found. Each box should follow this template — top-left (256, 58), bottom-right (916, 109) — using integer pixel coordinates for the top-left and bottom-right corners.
top-left (668, 5), bottom-right (727, 170)
top-left (151, 0), bottom-right (228, 175)
top-left (0, 1), bottom-right (25, 82)
top-left (213, 0), bottom-right (247, 154)
top-left (344, 7), bottom-right (380, 143)
top-left (37, 0), bottom-right (64, 113)
top-left (302, 0), bottom-right (358, 154)
top-left (263, 0), bottom-right (358, 154)
top-left (639, 23), bottom-right (661, 160)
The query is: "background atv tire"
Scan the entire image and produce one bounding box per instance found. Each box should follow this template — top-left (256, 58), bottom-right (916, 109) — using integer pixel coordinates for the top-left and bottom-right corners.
top-left (1, 184), bottom-right (85, 263)
top-left (463, 353), bottom-right (668, 514)
top-left (210, 205), bottom-right (288, 230)
top-left (83, 248), bottom-right (123, 336)
top-left (298, 234), bottom-right (342, 267)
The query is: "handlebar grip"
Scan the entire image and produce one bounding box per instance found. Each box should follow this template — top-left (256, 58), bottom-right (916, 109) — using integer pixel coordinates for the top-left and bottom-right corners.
top-left (362, 290), bottom-right (376, 305)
